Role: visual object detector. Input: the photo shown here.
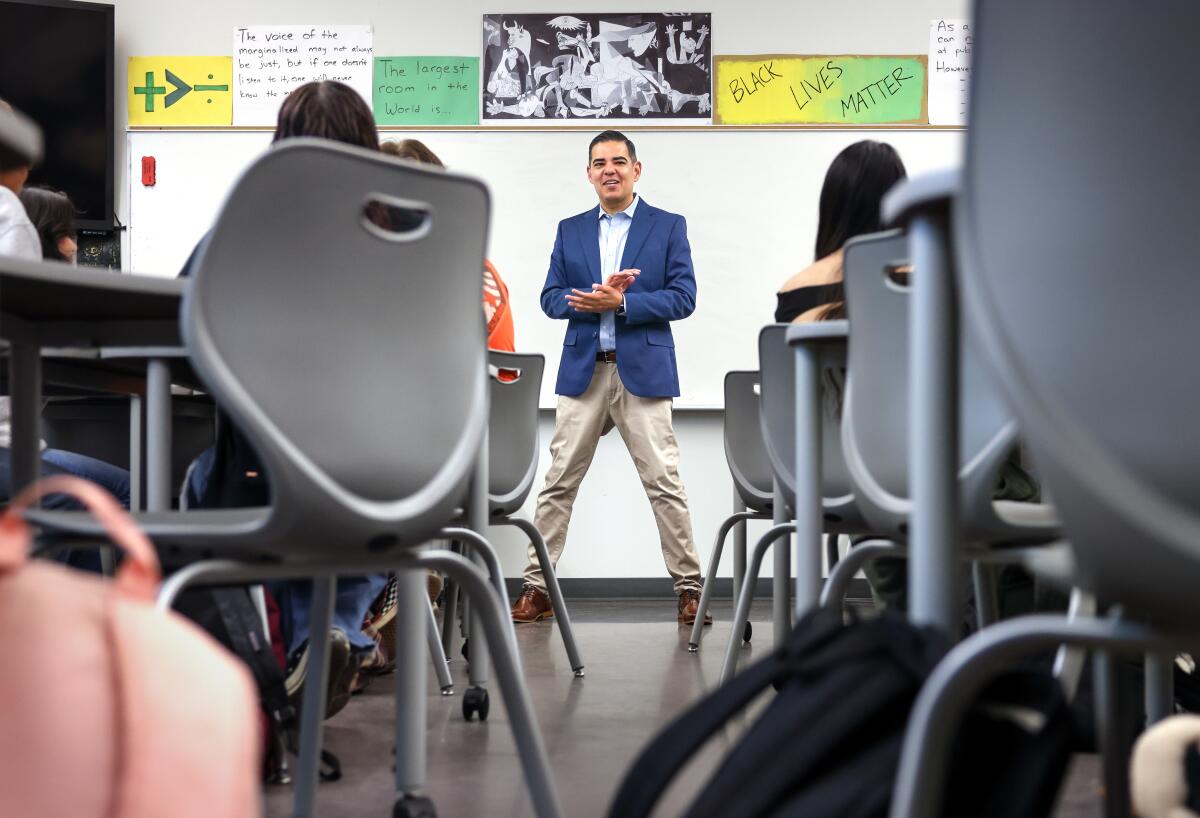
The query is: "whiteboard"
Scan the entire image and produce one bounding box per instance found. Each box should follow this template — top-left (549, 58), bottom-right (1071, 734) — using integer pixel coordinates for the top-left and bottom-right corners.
top-left (127, 128), bottom-right (963, 407)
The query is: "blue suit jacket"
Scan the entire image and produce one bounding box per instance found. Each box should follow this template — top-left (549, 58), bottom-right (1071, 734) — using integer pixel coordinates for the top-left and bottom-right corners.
top-left (541, 199), bottom-right (697, 398)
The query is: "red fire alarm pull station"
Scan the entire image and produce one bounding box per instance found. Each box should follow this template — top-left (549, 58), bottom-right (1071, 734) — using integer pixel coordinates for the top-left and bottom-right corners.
top-left (141, 156), bottom-right (155, 186)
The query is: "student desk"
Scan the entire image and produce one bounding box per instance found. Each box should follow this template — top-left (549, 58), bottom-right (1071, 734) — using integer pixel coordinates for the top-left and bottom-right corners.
top-left (0, 257), bottom-right (185, 508)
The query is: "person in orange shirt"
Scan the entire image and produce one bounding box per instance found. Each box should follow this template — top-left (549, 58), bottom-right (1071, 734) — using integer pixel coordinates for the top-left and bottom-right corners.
top-left (379, 139), bottom-right (515, 352)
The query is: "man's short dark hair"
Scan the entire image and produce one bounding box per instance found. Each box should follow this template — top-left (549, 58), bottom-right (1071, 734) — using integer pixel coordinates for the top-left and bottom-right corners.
top-left (588, 130), bottom-right (637, 163)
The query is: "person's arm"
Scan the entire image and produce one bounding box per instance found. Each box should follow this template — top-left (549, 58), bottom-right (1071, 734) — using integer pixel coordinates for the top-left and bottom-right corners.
top-left (0, 221), bottom-right (40, 261)
top-left (622, 216), bottom-right (697, 324)
top-left (539, 221), bottom-right (577, 320)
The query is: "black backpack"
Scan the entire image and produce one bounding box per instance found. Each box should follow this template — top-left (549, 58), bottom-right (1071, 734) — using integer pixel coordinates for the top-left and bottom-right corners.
top-left (608, 608), bottom-right (1073, 818)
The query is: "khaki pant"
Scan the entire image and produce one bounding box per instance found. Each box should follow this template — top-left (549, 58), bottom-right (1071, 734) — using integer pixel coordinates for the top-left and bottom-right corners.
top-left (523, 359), bottom-right (702, 594)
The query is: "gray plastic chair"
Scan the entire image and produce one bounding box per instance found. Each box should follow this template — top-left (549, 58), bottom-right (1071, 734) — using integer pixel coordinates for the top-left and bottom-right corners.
top-left (840, 229), bottom-right (1058, 549)
top-left (441, 350), bottom-right (585, 677)
top-left (717, 324), bottom-right (879, 682)
top-left (29, 140), bottom-right (562, 818)
top-left (830, 228), bottom-right (1062, 628)
top-left (886, 2), bottom-right (1200, 815)
top-left (687, 371), bottom-right (775, 650)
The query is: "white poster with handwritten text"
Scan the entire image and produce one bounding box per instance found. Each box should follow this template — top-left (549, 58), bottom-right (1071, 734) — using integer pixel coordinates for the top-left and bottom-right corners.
top-left (233, 25), bottom-right (373, 126)
top-left (928, 18), bottom-right (970, 126)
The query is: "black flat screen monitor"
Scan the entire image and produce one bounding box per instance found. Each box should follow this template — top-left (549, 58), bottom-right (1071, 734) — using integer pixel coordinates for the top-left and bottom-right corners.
top-left (0, 0), bottom-right (115, 230)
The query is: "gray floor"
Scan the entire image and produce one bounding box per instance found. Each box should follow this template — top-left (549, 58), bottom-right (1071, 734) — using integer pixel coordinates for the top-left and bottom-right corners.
top-left (264, 599), bottom-right (1104, 818)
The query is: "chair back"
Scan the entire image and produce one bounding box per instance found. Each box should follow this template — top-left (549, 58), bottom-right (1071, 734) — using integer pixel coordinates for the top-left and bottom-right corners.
top-left (757, 324), bottom-right (866, 531)
top-left (954, 0), bottom-right (1200, 619)
top-left (182, 139), bottom-right (490, 555)
top-left (487, 351), bottom-right (544, 516)
top-left (840, 230), bottom-right (1017, 540)
top-left (722, 371), bottom-right (774, 514)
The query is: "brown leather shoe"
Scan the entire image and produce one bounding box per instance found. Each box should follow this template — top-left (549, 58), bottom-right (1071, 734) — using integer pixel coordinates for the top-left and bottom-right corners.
top-left (678, 589), bottom-right (712, 626)
top-left (511, 584), bottom-right (554, 624)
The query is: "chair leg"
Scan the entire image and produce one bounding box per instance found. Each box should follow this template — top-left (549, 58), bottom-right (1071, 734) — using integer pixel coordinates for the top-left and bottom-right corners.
top-left (887, 614), bottom-right (1178, 818)
top-left (825, 534), bottom-right (841, 574)
top-left (1052, 588), bottom-right (1095, 700)
top-left (1146, 651), bottom-right (1175, 725)
top-left (440, 543), bottom-right (460, 657)
top-left (771, 480), bottom-right (791, 648)
top-left (417, 551), bottom-right (564, 818)
top-left (394, 570), bottom-right (428, 797)
top-left (690, 511), bottom-right (763, 650)
top-left (440, 526), bottom-right (508, 603)
top-left (1094, 649), bottom-right (1133, 818)
top-left (426, 593), bottom-right (453, 695)
top-left (293, 575), bottom-right (336, 818)
top-left (504, 516), bottom-right (585, 676)
top-left (441, 526), bottom-right (511, 703)
top-left (733, 494), bottom-right (748, 608)
top-left (719, 522), bottom-right (796, 685)
top-left (972, 562), bottom-right (1000, 629)
top-left (818, 539), bottom-right (904, 610)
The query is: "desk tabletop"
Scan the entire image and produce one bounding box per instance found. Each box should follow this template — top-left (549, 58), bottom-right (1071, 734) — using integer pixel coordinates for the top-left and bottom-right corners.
top-left (0, 257), bottom-right (185, 347)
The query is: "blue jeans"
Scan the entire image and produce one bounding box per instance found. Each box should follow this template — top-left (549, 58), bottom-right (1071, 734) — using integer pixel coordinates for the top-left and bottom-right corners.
top-left (270, 574), bottom-right (388, 656)
top-left (185, 445), bottom-right (385, 656)
top-left (0, 447), bottom-right (131, 573)
top-left (40, 448), bottom-right (132, 509)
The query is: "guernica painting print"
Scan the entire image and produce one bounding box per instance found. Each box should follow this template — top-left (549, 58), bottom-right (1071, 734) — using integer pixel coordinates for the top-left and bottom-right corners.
top-left (481, 13), bottom-right (713, 120)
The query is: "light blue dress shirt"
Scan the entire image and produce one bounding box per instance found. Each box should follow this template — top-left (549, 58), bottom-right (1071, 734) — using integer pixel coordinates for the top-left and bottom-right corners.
top-left (597, 195), bottom-right (639, 352)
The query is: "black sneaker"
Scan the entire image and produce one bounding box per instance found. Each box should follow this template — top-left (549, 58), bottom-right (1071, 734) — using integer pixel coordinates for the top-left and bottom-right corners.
top-left (284, 628), bottom-right (355, 720)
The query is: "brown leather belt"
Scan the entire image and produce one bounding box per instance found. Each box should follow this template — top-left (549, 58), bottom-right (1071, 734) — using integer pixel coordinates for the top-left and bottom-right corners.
top-left (596, 350), bottom-right (617, 363)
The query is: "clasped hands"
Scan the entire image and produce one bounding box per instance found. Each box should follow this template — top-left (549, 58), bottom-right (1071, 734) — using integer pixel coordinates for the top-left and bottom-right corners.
top-left (565, 269), bottom-right (639, 313)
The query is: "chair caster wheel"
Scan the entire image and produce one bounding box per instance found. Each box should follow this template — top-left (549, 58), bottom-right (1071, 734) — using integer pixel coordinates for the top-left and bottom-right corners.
top-left (573, 667), bottom-right (586, 677)
top-left (461, 639), bottom-right (469, 660)
top-left (462, 686), bottom-right (490, 721)
top-left (440, 685), bottom-right (454, 696)
top-left (393, 795), bottom-right (437, 818)
top-left (743, 621), bottom-right (753, 643)
top-left (687, 642), bottom-right (698, 652)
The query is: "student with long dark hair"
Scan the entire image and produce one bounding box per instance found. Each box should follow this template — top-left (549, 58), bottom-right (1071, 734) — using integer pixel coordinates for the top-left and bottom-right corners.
top-left (18, 186), bottom-right (77, 263)
top-left (775, 140), bottom-right (907, 323)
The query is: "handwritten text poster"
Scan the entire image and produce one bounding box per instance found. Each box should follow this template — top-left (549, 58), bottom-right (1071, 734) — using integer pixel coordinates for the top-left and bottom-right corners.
top-left (373, 57), bottom-right (479, 126)
top-left (233, 25), bottom-right (373, 126)
top-left (928, 19), bottom-right (971, 126)
top-left (714, 55), bottom-right (926, 125)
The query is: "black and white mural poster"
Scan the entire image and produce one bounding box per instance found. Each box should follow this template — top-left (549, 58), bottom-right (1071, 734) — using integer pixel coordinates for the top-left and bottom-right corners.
top-left (481, 13), bottom-right (713, 120)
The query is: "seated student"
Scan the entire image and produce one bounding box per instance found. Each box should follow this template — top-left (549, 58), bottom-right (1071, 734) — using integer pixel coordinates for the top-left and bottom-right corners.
top-left (19, 185), bottom-right (77, 264)
top-left (777, 140), bottom-right (1043, 623)
top-left (0, 112), bottom-right (130, 514)
top-left (775, 140), bottom-right (907, 324)
top-left (0, 111), bottom-right (39, 259)
top-left (375, 138), bottom-right (517, 626)
top-left (180, 81), bottom-right (389, 715)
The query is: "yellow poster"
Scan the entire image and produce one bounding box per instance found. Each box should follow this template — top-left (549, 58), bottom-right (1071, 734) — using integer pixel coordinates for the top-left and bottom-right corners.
top-left (714, 55), bottom-right (927, 125)
top-left (128, 56), bottom-right (233, 126)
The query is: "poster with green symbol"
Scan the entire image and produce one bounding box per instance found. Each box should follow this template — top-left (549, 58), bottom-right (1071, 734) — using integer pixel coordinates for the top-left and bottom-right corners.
top-left (128, 56), bottom-right (232, 125)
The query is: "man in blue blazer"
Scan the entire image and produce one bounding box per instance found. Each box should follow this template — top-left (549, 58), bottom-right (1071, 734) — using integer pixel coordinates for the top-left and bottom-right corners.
top-left (512, 130), bottom-right (710, 627)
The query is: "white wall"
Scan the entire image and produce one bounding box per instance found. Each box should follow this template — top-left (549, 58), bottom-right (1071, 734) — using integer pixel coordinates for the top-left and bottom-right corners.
top-left (105, 0), bottom-right (969, 583)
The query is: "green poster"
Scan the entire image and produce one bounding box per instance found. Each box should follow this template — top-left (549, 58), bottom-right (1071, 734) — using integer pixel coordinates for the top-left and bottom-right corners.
top-left (373, 56), bottom-right (479, 125)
